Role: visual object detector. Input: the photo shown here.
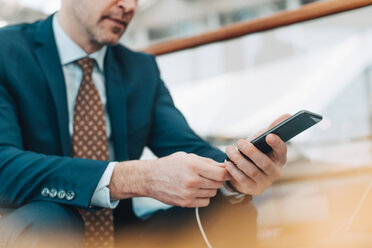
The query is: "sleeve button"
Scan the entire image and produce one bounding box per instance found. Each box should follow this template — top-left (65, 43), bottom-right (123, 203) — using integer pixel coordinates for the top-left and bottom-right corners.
top-left (66, 191), bottom-right (75, 201)
top-left (41, 187), bottom-right (50, 197)
top-left (57, 189), bottom-right (66, 199)
top-left (49, 188), bottom-right (58, 198)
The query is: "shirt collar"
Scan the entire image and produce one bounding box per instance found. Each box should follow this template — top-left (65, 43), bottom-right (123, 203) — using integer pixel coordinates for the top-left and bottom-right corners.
top-left (52, 14), bottom-right (107, 72)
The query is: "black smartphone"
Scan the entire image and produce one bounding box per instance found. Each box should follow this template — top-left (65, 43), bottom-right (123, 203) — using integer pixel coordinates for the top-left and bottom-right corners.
top-left (226, 110), bottom-right (323, 162)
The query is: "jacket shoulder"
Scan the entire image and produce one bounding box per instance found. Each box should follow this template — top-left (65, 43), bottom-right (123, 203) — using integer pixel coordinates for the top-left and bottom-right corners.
top-left (0, 20), bottom-right (41, 53)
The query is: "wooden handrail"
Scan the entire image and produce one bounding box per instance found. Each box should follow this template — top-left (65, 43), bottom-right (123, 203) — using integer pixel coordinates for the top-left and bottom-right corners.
top-left (142, 0), bottom-right (372, 56)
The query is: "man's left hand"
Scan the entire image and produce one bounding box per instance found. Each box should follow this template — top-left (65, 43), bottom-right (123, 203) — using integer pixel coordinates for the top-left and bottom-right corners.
top-left (224, 114), bottom-right (290, 195)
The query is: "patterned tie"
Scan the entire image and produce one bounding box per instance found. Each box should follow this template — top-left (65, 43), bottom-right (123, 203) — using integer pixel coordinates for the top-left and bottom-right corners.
top-left (73, 57), bottom-right (114, 248)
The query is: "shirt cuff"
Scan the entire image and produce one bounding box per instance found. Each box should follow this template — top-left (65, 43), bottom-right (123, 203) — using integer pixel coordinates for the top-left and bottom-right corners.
top-left (90, 162), bottom-right (120, 208)
top-left (220, 183), bottom-right (246, 204)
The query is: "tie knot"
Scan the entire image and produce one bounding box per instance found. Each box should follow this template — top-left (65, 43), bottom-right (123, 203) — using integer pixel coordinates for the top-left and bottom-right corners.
top-left (76, 57), bottom-right (95, 76)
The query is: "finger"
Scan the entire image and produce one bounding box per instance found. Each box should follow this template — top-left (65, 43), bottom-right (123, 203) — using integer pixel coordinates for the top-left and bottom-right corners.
top-left (266, 134), bottom-right (287, 167)
top-left (198, 163), bottom-right (231, 182)
top-left (199, 156), bottom-right (226, 168)
top-left (225, 161), bottom-right (256, 193)
top-left (236, 140), bottom-right (278, 177)
top-left (189, 154), bottom-right (229, 179)
top-left (198, 178), bottom-right (224, 189)
top-left (225, 145), bottom-right (265, 182)
top-left (196, 189), bottom-right (218, 198)
top-left (194, 198), bottom-right (211, 208)
top-left (198, 155), bottom-right (223, 166)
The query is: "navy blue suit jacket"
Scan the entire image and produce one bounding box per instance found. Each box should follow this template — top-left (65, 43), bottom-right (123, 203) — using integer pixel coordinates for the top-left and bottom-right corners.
top-left (0, 16), bottom-right (225, 215)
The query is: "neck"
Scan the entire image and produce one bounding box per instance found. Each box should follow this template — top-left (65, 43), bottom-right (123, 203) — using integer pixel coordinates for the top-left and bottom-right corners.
top-left (57, 11), bottom-right (103, 54)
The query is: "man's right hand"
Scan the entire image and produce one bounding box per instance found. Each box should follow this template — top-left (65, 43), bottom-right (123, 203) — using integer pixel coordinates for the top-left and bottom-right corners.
top-left (109, 152), bottom-right (231, 208)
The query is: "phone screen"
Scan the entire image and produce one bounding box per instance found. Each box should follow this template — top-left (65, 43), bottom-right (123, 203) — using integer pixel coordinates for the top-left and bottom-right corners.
top-left (226, 110), bottom-right (323, 162)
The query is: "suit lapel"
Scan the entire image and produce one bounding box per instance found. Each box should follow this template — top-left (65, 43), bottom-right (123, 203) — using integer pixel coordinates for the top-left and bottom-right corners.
top-left (34, 16), bottom-right (71, 156)
top-left (104, 48), bottom-right (129, 161)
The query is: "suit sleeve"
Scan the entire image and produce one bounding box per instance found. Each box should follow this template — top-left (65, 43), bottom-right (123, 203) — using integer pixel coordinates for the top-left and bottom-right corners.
top-left (0, 55), bottom-right (108, 210)
top-left (146, 56), bottom-right (226, 162)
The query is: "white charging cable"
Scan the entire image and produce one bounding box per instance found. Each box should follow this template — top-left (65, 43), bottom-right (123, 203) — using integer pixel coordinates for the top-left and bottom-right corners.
top-left (195, 207), bottom-right (213, 248)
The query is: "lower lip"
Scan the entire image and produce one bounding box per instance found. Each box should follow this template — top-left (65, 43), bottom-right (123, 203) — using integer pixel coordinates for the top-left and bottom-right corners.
top-left (106, 18), bottom-right (126, 28)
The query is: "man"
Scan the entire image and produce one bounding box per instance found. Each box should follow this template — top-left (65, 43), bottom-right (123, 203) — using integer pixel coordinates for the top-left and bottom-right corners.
top-left (0, 0), bottom-right (287, 247)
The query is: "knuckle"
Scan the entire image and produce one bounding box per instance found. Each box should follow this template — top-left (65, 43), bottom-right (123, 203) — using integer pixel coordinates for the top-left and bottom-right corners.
top-left (248, 167), bottom-right (260, 178)
top-left (260, 160), bottom-right (270, 171)
top-left (237, 172), bottom-right (248, 183)
top-left (177, 151), bottom-right (186, 156)
top-left (174, 151), bottom-right (186, 158)
top-left (233, 171), bottom-right (245, 183)
top-left (188, 162), bottom-right (198, 171)
top-left (184, 178), bottom-right (197, 188)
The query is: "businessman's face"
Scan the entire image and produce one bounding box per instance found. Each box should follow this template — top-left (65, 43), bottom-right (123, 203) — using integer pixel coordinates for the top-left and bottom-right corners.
top-left (70, 0), bottom-right (137, 46)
